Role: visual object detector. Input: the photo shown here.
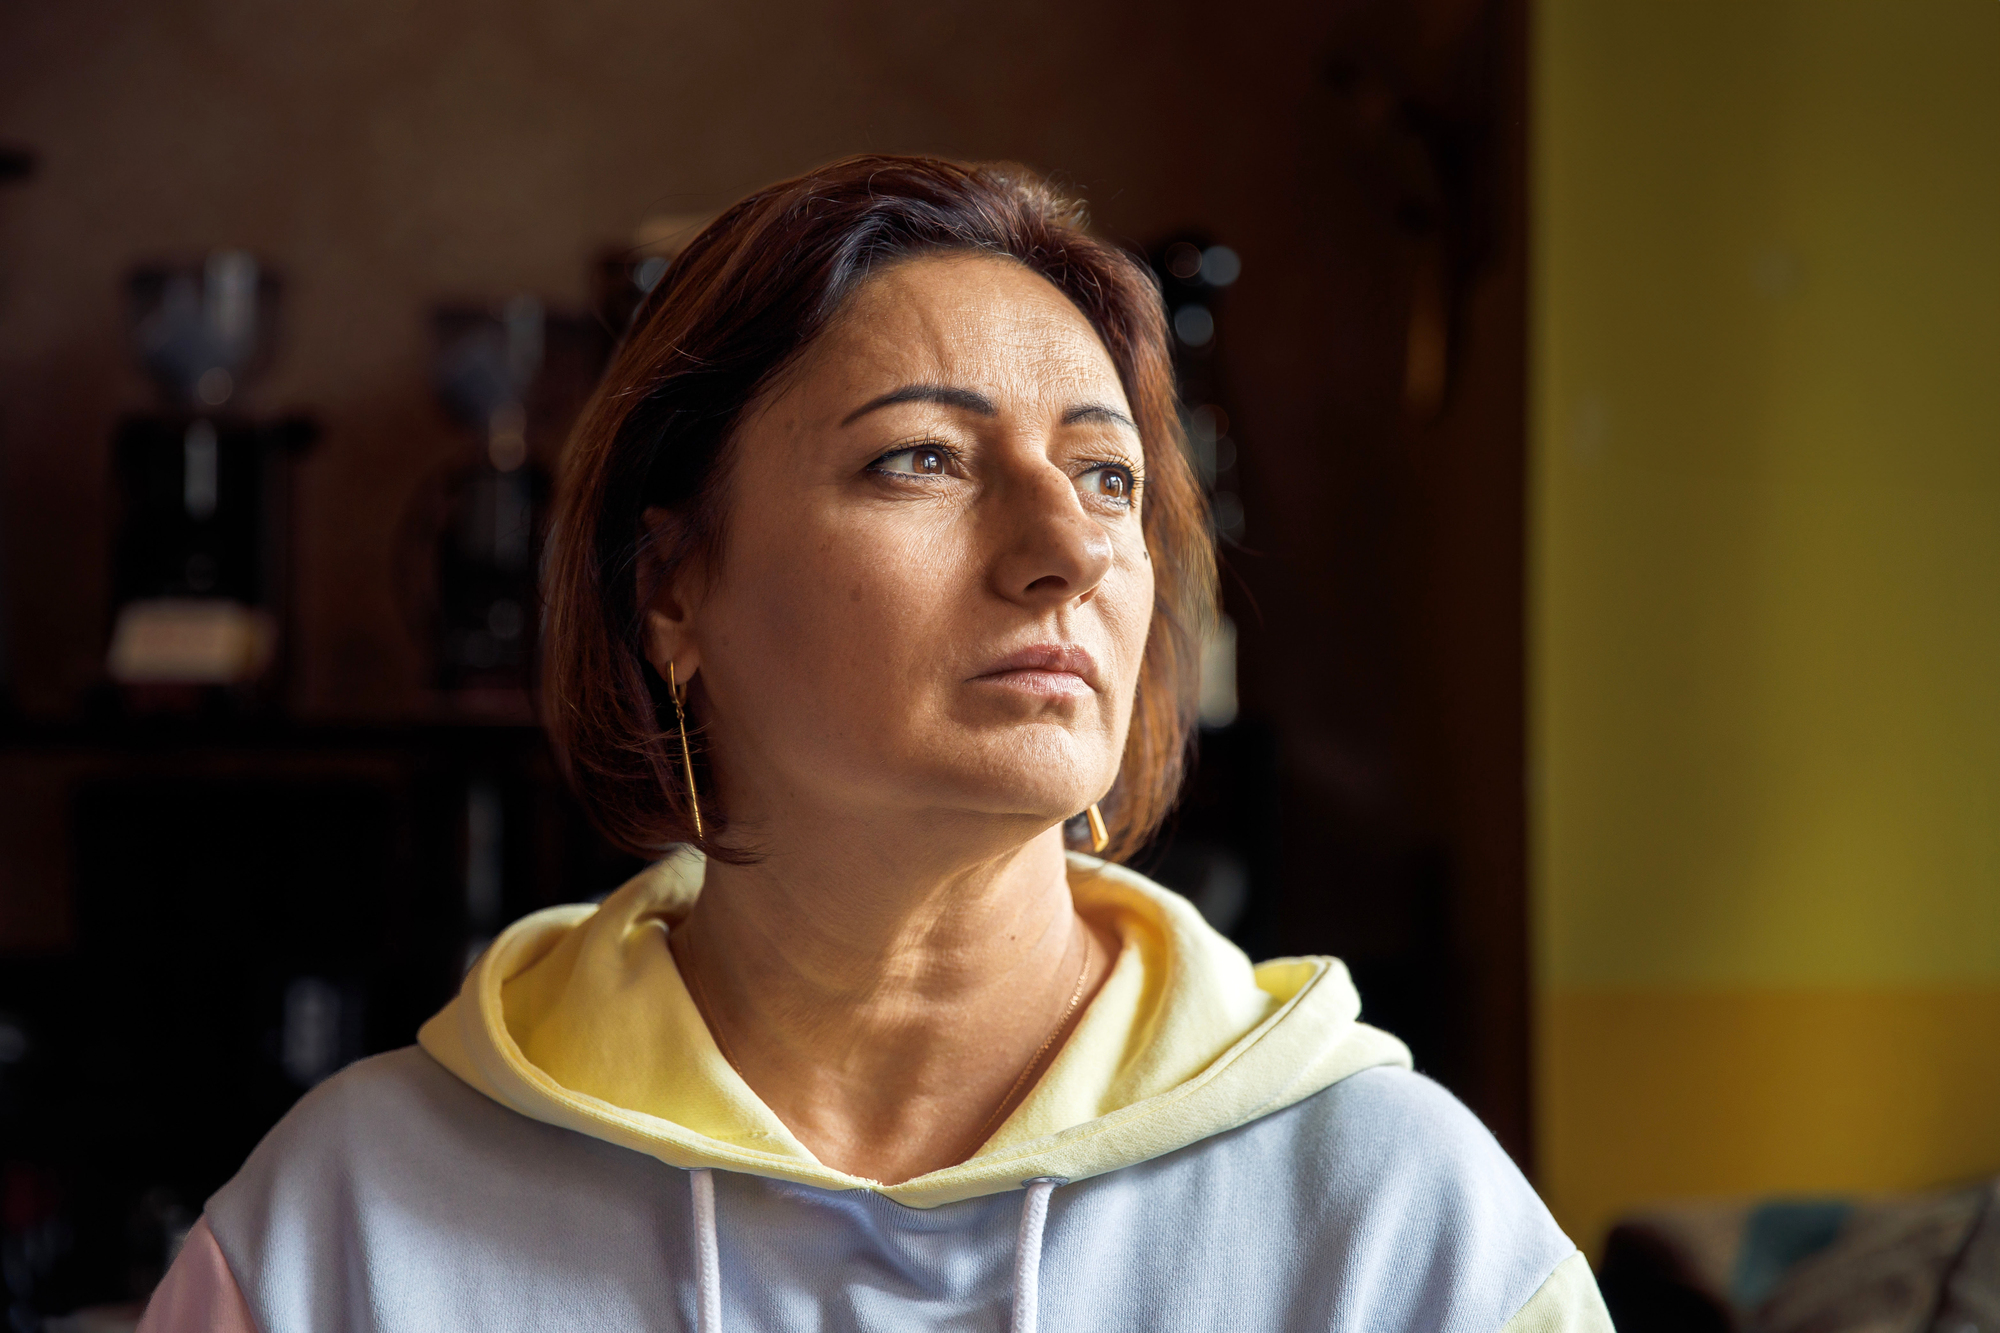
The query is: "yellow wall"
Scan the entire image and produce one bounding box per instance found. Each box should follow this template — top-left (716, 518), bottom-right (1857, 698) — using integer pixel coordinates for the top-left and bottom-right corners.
top-left (1532, 0), bottom-right (2000, 1250)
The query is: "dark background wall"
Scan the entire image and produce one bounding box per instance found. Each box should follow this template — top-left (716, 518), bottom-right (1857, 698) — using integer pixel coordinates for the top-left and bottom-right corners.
top-left (0, 0), bottom-right (1528, 1258)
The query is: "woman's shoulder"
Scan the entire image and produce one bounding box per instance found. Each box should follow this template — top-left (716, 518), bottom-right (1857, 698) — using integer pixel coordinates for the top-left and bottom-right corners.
top-left (214, 1047), bottom-right (545, 1194)
top-left (204, 1048), bottom-right (691, 1331)
top-left (1076, 1064), bottom-right (1599, 1331)
top-left (1298, 1063), bottom-right (1538, 1181)
top-left (1262, 1064), bottom-right (1565, 1241)
top-left (211, 1045), bottom-right (663, 1217)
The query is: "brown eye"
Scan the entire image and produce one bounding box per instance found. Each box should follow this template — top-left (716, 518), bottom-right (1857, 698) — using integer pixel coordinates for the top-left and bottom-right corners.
top-left (1081, 464), bottom-right (1135, 503)
top-left (875, 445), bottom-right (952, 476)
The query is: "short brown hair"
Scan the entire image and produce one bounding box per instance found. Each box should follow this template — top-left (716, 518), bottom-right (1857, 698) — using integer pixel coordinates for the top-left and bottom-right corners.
top-left (543, 155), bottom-right (1216, 863)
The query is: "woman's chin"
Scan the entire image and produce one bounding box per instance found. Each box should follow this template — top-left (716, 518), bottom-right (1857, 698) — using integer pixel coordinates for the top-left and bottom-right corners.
top-left (899, 767), bottom-right (1111, 837)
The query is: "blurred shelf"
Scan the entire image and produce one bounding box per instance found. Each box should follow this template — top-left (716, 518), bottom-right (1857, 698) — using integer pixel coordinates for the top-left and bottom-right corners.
top-left (0, 714), bottom-right (551, 757)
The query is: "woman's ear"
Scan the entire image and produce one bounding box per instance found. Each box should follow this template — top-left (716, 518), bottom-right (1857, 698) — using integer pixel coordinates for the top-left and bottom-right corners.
top-left (639, 506), bottom-right (702, 686)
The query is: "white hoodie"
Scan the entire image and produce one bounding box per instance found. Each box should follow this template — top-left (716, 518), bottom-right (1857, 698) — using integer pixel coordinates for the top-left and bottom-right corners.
top-left (141, 853), bottom-right (1611, 1332)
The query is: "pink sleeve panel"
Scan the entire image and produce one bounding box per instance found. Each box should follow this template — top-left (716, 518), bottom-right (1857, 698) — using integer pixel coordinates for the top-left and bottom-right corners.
top-left (136, 1216), bottom-right (261, 1333)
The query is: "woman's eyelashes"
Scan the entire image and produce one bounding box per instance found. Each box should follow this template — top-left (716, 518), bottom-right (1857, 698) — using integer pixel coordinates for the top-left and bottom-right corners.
top-left (869, 442), bottom-right (960, 478)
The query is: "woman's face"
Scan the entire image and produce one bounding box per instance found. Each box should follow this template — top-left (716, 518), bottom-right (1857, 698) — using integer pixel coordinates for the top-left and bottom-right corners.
top-left (648, 252), bottom-right (1154, 846)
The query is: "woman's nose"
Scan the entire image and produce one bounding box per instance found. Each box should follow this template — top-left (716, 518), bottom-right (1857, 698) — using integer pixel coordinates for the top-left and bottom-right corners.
top-left (988, 456), bottom-right (1115, 608)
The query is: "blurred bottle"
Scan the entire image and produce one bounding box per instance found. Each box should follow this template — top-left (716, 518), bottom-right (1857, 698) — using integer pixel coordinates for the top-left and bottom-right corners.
top-left (104, 251), bottom-right (314, 713)
top-left (407, 297), bottom-right (608, 715)
top-left (424, 297), bottom-right (551, 712)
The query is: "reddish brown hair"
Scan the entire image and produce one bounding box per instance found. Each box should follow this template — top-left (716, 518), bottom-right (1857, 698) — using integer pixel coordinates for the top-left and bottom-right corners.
top-left (543, 155), bottom-right (1216, 862)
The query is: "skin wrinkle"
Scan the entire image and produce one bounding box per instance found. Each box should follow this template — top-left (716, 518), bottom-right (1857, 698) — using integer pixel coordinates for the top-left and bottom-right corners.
top-left (636, 253), bottom-right (1152, 1182)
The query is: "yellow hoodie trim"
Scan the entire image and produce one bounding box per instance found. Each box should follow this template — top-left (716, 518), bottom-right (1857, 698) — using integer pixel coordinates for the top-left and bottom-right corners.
top-left (417, 851), bottom-right (1410, 1208)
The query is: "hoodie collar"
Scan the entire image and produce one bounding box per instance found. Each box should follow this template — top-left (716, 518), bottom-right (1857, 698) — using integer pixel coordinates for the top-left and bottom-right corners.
top-left (418, 851), bottom-right (1408, 1207)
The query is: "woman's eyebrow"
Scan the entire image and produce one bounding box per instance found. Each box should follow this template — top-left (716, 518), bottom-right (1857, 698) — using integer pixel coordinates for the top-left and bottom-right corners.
top-left (841, 384), bottom-right (996, 426)
top-left (1063, 403), bottom-right (1138, 432)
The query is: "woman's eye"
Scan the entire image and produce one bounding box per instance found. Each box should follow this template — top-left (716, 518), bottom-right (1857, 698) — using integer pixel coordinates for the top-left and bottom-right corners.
top-left (1081, 465), bottom-right (1136, 504)
top-left (876, 446), bottom-right (949, 476)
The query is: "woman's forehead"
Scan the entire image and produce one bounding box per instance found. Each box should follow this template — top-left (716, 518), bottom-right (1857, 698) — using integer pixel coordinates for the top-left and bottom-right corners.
top-left (814, 254), bottom-right (1126, 408)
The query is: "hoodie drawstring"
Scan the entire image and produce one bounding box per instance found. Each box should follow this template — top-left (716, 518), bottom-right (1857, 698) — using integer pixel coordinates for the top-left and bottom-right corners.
top-left (691, 1168), bottom-right (723, 1333)
top-left (689, 1168), bottom-right (1062, 1333)
top-left (1011, 1176), bottom-right (1065, 1333)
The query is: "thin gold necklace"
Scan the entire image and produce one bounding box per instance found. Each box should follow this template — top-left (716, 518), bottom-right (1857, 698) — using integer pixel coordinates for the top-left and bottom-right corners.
top-left (966, 927), bottom-right (1096, 1151)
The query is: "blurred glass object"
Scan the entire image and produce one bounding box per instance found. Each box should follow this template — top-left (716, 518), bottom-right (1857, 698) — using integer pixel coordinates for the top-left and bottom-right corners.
top-left (435, 295), bottom-right (544, 457)
top-left (397, 290), bottom-right (608, 712)
top-left (1209, 491), bottom-right (1245, 543)
top-left (1200, 614), bottom-right (1239, 728)
top-left (411, 299), bottom-right (574, 707)
top-left (1142, 224), bottom-right (1262, 947)
top-left (1174, 303), bottom-right (1216, 347)
top-left (126, 251), bottom-right (280, 408)
top-left (279, 977), bottom-right (349, 1088)
top-left (1150, 230), bottom-right (1247, 544)
top-left (1199, 246), bottom-right (1241, 287)
top-left (107, 251), bottom-right (311, 706)
top-left (1186, 405), bottom-right (1226, 485)
top-left (104, 414), bottom-right (313, 699)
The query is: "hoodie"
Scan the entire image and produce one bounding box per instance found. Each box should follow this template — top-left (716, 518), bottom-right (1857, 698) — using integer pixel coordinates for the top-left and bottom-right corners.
top-left (143, 853), bottom-right (1611, 1332)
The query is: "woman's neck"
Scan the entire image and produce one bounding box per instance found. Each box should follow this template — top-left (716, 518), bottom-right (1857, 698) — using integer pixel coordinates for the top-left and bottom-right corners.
top-left (668, 820), bottom-right (1112, 1183)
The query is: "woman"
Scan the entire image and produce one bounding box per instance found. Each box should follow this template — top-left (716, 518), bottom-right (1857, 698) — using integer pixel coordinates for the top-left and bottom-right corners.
top-left (140, 156), bottom-right (1609, 1332)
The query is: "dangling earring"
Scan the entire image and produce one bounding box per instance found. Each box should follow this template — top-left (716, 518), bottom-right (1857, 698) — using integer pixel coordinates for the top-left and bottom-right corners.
top-left (668, 661), bottom-right (704, 839)
top-left (1085, 802), bottom-right (1109, 854)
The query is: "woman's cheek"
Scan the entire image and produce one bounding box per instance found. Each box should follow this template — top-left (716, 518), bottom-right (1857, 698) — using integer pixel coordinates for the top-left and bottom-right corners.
top-left (814, 526), bottom-right (946, 674)
top-left (1110, 558), bottom-right (1155, 681)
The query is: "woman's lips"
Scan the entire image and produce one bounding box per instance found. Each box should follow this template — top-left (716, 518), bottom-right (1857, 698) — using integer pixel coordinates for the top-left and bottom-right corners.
top-left (971, 643), bottom-right (1100, 696)
top-left (979, 668), bottom-right (1093, 698)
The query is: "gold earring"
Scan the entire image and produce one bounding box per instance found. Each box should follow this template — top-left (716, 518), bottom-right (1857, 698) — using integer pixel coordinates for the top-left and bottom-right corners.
top-left (668, 661), bottom-right (704, 839)
top-left (1085, 802), bottom-right (1109, 854)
